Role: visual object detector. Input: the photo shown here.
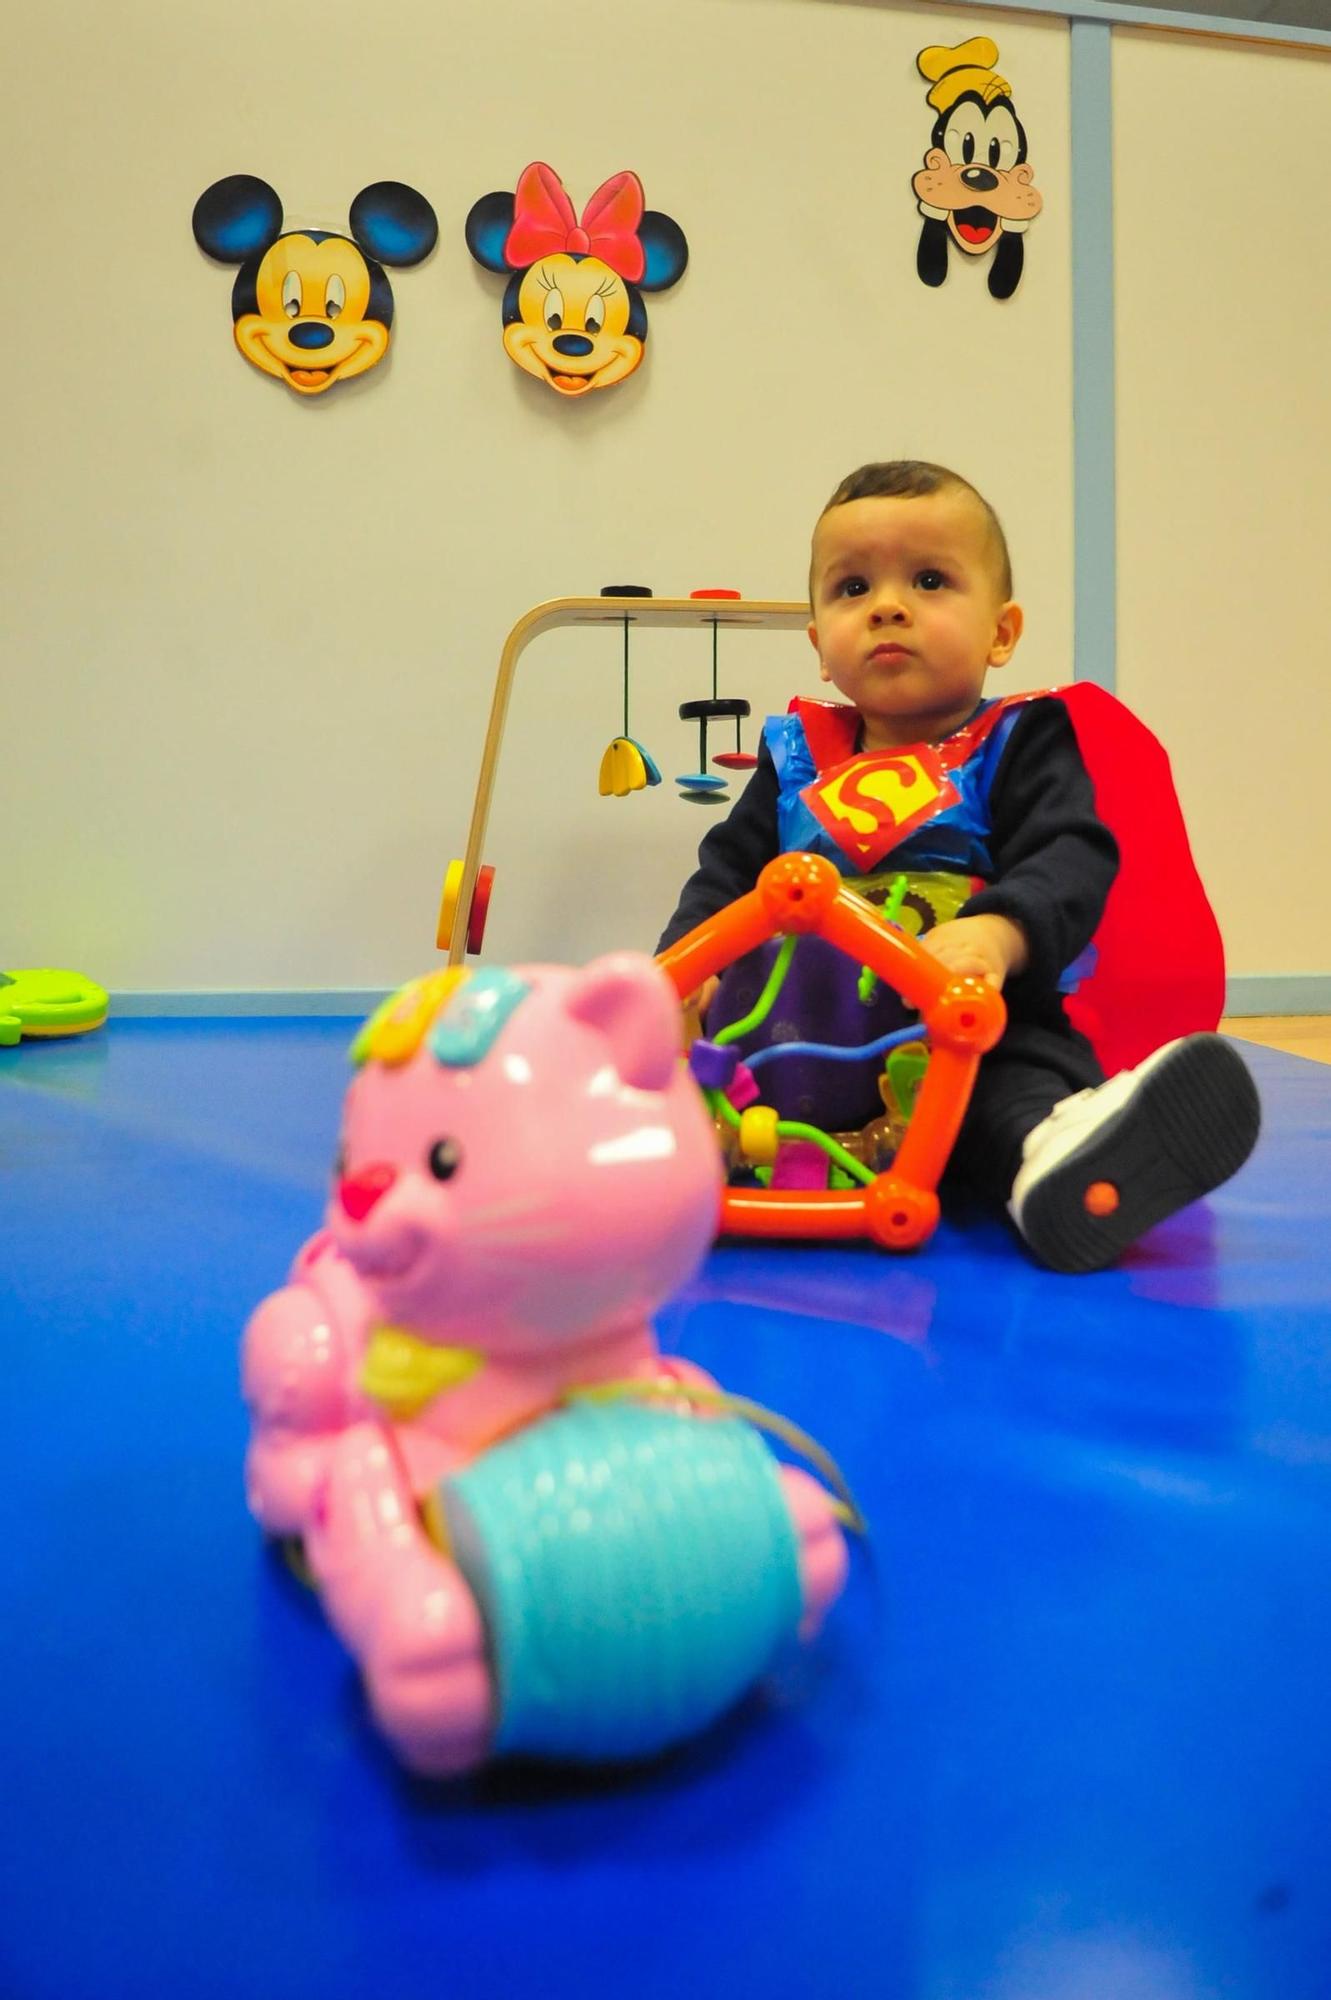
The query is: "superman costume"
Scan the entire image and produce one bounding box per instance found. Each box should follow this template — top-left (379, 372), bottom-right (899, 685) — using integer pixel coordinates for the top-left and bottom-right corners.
top-left (656, 688), bottom-right (1225, 1202)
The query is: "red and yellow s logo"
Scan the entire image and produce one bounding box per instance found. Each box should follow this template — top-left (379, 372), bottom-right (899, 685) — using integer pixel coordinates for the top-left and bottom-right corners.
top-left (803, 748), bottom-right (959, 870)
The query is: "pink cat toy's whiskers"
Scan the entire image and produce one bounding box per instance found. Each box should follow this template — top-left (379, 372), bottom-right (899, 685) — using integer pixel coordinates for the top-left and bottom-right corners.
top-left (455, 1194), bottom-right (570, 1247)
top-left (459, 1191), bottom-right (553, 1223)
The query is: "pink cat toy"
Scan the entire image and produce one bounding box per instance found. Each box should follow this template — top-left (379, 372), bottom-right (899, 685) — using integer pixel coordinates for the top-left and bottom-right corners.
top-left (242, 955), bottom-right (849, 1776)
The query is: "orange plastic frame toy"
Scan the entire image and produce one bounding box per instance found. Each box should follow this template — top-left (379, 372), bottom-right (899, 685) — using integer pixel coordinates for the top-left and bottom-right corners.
top-left (656, 852), bottom-right (1006, 1251)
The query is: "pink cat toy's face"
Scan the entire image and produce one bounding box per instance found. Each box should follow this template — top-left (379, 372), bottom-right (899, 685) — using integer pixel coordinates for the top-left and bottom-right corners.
top-left (326, 956), bottom-right (721, 1358)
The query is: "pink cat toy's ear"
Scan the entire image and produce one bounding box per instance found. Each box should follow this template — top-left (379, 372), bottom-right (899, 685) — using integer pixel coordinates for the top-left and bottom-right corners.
top-left (564, 953), bottom-right (681, 1092)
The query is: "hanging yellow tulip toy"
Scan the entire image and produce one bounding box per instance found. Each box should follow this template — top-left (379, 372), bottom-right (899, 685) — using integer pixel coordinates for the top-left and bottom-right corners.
top-left (597, 585), bottom-right (662, 798)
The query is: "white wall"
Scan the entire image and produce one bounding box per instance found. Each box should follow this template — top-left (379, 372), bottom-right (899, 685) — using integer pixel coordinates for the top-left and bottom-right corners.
top-left (3, 0), bottom-right (1074, 993)
top-left (1113, 28), bottom-right (1331, 982)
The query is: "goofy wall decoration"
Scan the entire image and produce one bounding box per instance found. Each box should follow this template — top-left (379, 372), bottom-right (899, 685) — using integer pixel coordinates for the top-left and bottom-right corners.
top-left (912, 40), bottom-right (1042, 301)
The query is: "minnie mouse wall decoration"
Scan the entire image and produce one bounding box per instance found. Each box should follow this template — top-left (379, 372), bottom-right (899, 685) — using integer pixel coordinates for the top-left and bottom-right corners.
top-left (193, 175), bottom-right (438, 395)
top-left (465, 162), bottom-right (688, 397)
top-left (911, 40), bottom-right (1042, 301)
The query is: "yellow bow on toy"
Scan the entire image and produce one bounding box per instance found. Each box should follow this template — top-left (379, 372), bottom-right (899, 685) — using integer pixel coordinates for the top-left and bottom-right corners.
top-left (360, 1325), bottom-right (484, 1420)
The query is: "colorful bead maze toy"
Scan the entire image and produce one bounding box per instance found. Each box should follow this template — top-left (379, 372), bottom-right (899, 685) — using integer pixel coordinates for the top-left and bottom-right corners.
top-left (656, 852), bottom-right (1006, 1249)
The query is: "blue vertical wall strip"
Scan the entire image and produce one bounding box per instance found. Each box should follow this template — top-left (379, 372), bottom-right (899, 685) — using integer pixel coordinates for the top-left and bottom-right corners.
top-left (1070, 20), bottom-right (1117, 692)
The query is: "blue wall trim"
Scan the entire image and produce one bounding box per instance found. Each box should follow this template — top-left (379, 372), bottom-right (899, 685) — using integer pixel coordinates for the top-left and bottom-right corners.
top-left (1225, 975), bottom-right (1331, 1017)
top-left (107, 980), bottom-right (1330, 1021)
top-left (1070, 20), bottom-right (1117, 692)
top-left (111, 990), bottom-right (385, 1019)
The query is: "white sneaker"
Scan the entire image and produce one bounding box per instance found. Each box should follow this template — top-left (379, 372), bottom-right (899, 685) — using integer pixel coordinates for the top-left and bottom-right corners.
top-left (1009, 1034), bottom-right (1261, 1274)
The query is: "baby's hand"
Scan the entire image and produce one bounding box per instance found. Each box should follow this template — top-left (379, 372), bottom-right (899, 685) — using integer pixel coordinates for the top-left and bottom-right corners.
top-left (921, 914), bottom-right (1028, 990)
top-left (683, 976), bottom-right (720, 1035)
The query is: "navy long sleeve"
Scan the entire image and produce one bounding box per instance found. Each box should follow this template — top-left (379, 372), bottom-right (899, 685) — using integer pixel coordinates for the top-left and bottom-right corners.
top-left (960, 697), bottom-right (1119, 1018)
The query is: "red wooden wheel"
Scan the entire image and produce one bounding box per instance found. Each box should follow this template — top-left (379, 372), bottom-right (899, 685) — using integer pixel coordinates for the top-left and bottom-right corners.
top-left (436, 861), bottom-right (496, 955)
top-left (467, 864), bottom-right (495, 954)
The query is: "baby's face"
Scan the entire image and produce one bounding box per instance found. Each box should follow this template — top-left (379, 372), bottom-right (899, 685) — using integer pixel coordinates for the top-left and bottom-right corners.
top-left (807, 492), bottom-right (1021, 750)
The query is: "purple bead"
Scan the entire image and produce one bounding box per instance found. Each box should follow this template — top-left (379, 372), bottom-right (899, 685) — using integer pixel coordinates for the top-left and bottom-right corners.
top-left (689, 1039), bottom-right (737, 1089)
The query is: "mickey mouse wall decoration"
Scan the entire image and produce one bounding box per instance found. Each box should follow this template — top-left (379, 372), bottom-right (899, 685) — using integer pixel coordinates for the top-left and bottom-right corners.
top-left (465, 162), bottom-right (688, 397)
top-left (912, 39), bottom-right (1042, 301)
top-left (192, 175), bottom-right (438, 395)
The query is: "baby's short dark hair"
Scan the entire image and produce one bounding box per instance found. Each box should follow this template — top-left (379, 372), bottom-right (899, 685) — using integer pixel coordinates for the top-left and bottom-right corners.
top-left (815, 460), bottom-right (1014, 600)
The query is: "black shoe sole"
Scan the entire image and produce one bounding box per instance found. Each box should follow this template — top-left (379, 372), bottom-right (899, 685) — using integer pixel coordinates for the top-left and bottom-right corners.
top-left (1017, 1035), bottom-right (1262, 1274)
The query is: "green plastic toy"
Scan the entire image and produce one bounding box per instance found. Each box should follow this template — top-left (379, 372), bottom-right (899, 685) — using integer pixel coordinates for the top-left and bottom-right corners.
top-left (0, 969), bottom-right (108, 1045)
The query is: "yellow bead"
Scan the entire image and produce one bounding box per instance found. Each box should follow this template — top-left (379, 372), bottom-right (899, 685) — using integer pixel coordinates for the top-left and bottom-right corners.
top-left (738, 1105), bottom-right (780, 1165)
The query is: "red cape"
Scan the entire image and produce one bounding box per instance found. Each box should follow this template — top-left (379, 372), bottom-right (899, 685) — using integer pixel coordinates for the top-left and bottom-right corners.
top-left (1056, 683), bottom-right (1224, 1074)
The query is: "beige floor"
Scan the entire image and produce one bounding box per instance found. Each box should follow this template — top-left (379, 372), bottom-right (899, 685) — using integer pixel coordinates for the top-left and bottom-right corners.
top-left (1219, 1015), bottom-right (1331, 1065)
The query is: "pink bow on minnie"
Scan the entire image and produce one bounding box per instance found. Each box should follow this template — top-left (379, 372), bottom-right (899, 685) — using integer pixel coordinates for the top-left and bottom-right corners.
top-left (503, 162), bottom-right (646, 283)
